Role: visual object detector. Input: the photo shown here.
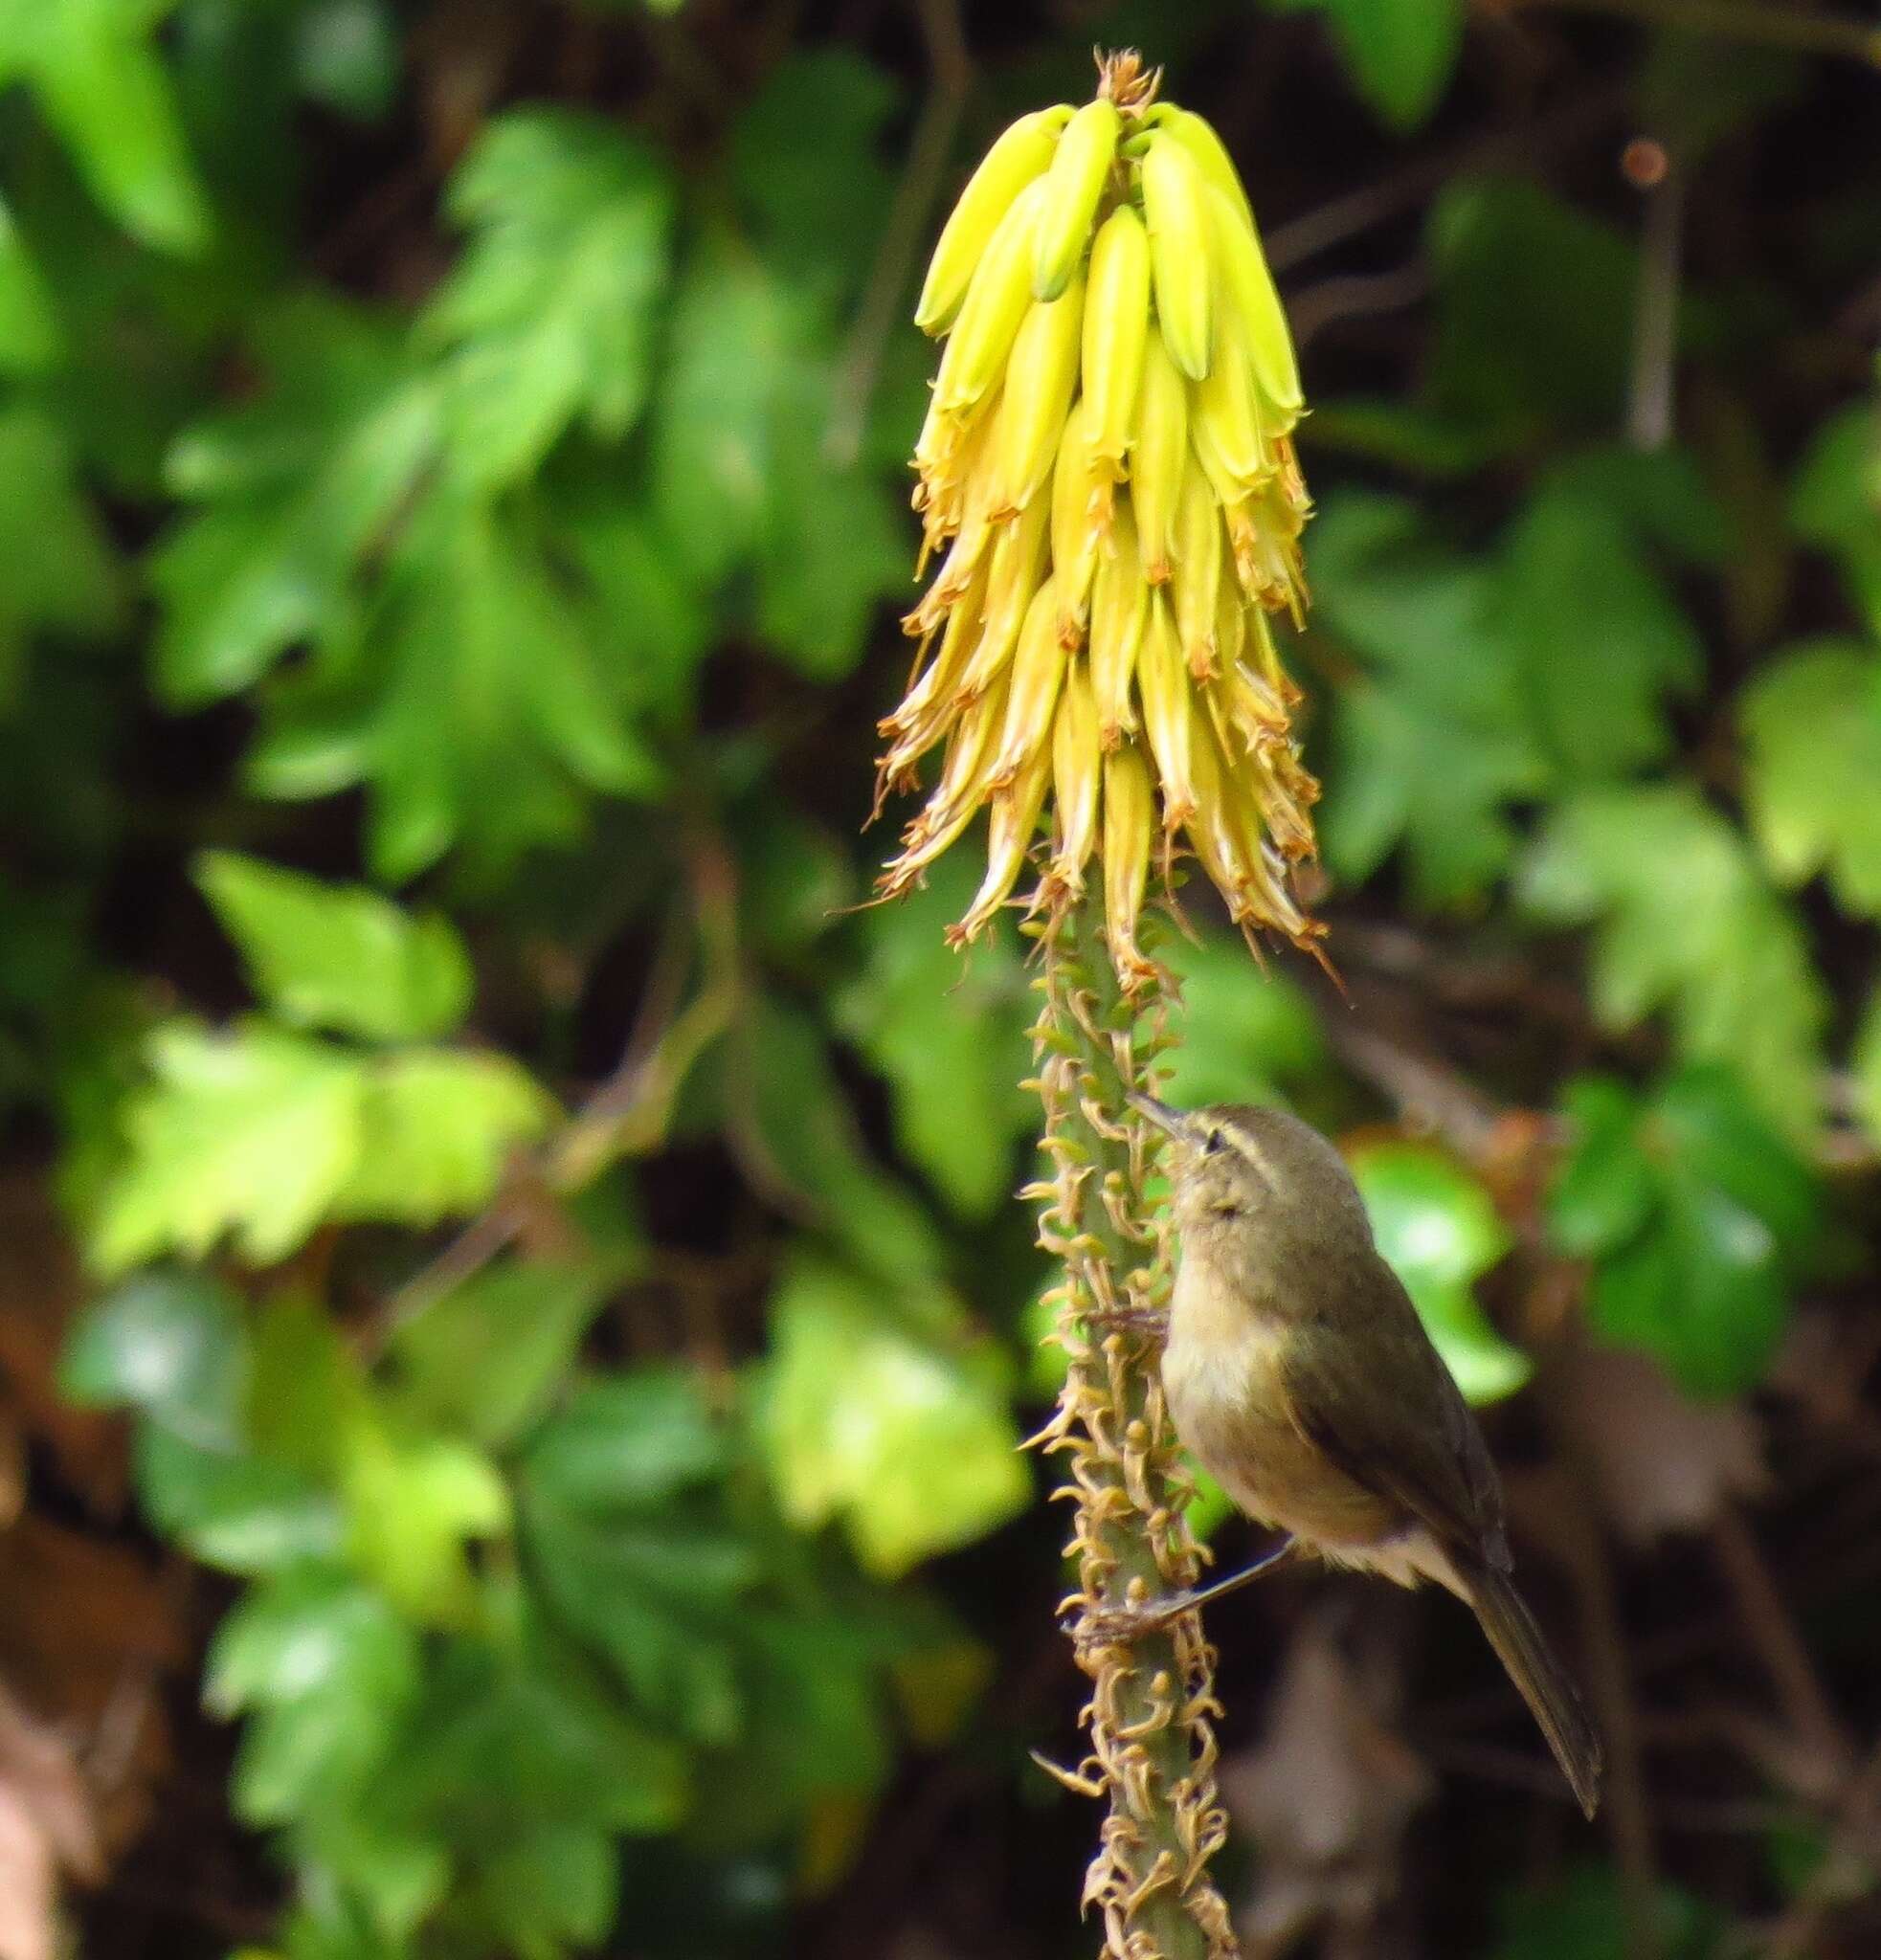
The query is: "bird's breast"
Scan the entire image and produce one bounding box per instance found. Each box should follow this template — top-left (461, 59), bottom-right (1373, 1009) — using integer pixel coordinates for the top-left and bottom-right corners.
top-left (1162, 1248), bottom-right (1400, 1553)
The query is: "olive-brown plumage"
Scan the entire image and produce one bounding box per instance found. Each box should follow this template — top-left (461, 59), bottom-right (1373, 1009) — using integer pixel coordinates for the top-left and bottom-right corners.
top-left (1131, 1094), bottom-right (1602, 1818)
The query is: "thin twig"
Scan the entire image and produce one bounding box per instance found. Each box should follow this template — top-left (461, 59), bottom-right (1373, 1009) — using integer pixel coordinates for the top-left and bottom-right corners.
top-left (1627, 150), bottom-right (1686, 451)
top-left (825, 0), bottom-right (973, 465)
top-left (1262, 84), bottom-right (1628, 272)
top-left (1710, 1506), bottom-right (1854, 1797)
top-left (1494, 0), bottom-right (1881, 68)
top-left (369, 828), bottom-right (742, 1348)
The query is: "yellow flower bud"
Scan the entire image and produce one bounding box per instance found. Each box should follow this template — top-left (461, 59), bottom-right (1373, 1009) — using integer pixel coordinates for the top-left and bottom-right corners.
top-left (1082, 205), bottom-right (1151, 483)
top-left (952, 738), bottom-right (1053, 945)
top-left (1205, 183), bottom-right (1302, 422)
top-left (933, 178), bottom-right (1053, 415)
top-left (1049, 657), bottom-right (1102, 897)
top-left (991, 273), bottom-right (1086, 520)
top-left (959, 493), bottom-right (1049, 702)
top-left (1032, 99), bottom-right (1120, 301)
top-left (1102, 740), bottom-right (1156, 988)
top-left (1140, 133), bottom-right (1212, 381)
top-left (1129, 334), bottom-right (1187, 586)
top-left (991, 575), bottom-right (1071, 788)
top-left (1089, 501), bottom-right (1148, 746)
top-left (1135, 593), bottom-right (1196, 827)
top-left (1050, 396), bottom-right (1106, 644)
top-left (917, 106), bottom-right (1071, 335)
top-left (1171, 457), bottom-right (1223, 680)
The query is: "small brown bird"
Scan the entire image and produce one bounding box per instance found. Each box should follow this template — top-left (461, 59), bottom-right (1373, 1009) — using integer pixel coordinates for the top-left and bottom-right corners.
top-left (1114, 1094), bottom-right (1602, 1819)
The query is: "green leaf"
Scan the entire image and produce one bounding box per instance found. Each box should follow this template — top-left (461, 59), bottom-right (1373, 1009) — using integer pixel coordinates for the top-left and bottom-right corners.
top-left (730, 991), bottom-right (944, 1284)
top-left (1740, 638), bottom-right (1881, 915)
top-left (1520, 787), bottom-right (1828, 1137)
top-left (90, 1020), bottom-right (369, 1273)
top-left (0, 196), bottom-right (59, 371)
top-left (728, 49), bottom-right (897, 301)
top-left (1426, 178), bottom-right (1639, 437)
top-left (1491, 1860), bottom-right (1727, 1960)
top-left (0, 0), bottom-right (212, 253)
top-left (377, 1626), bottom-right (688, 1840)
top-left (1789, 401), bottom-right (1881, 630)
top-left (425, 109), bottom-right (675, 488)
top-left (390, 1260), bottom-right (613, 1447)
top-left (649, 246), bottom-right (905, 679)
top-left (1160, 932), bottom-right (1329, 1108)
top-left (330, 1048), bottom-right (552, 1228)
top-left (208, 1567), bottom-right (422, 1822)
top-left (1546, 1068), bottom-right (1822, 1395)
top-left (1847, 990), bottom-right (1881, 1153)
top-left (521, 1376), bottom-right (756, 1745)
top-left (153, 298), bottom-right (439, 704)
top-left (1313, 493), bottom-right (1545, 903)
top-left (0, 407), bottom-right (123, 703)
top-left (759, 1253), bottom-right (1029, 1579)
top-left (1494, 478), bottom-right (1702, 776)
top-left (135, 1425), bottom-right (346, 1573)
top-left (1279, 0), bottom-right (1465, 130)
top-left (342, 1419), bottom-right (510, 1622)
top-left (528, 1374), bottom-right (721, 1516)
top-left (1348, 1143), bottom-right (1531, 1404)
top-left (196, 852), bottom-right (473, 1041)
top-left (835, 860), bottom-right (1035, 1218)
top-left (60, 1270), bottom-right (246, 1445)
top-left (250, 491), bottom-right (661, 880)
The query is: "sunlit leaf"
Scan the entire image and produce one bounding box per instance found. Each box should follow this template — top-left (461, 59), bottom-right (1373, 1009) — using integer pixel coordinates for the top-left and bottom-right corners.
top-left (1521, 787), bottom-right (1828, 1137)
top-left (90, 1020), bottom-right (369, 1273)
top-left (1548, 1068), bottom-right (1822, 1395)
top-left (426, 109), bottom-right (675, 488)
top-left (1740, 638), bottom-right (1881, 916)
top-left (759, 1254), bottom-right (1028, 1579)
top-left (1348, 1142), bottom-right (1531, 1404)
top-left (196, 851), bottom-right (473, 1042)
top-left (331, 1048), bottom-right (553, 1228)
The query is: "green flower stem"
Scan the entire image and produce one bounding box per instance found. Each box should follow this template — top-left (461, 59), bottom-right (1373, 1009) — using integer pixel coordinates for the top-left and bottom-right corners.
top-left (1027, 886), bottom-right (1237, 1960)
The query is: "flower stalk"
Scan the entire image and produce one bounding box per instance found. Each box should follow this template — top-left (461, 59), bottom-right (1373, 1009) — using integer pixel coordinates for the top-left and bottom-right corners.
top-left (1025, 892), bottom-right (1237, 1960)
top-left (869, 46), bottom-right (1327, 1958)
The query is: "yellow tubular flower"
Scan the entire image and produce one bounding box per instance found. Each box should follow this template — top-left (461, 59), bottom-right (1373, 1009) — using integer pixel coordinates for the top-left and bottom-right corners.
top-left (916, 106), bottom-right (1071, 335)
top-left (1171, 457), bottom-right (1223, 681)
top-left (1082, 205), bottom-right (1152, 488)
top-left (876, 48), bottom-right (1328, 979)
top-left (1032, 100), bottom-right (1121, 301)
top-left (1089, 502), bottom-right (1148, 746)
top-left (991, 273), bottom-right (1086, 520)
top-left (1139, 133), bottom-right (1212, 382)
top-left (1130, 333), bottom-right (1187, 586)
top-left (1048, 657), bottom-right (1102, 897)
top-left (933, 179), bottom-right (1053, 415)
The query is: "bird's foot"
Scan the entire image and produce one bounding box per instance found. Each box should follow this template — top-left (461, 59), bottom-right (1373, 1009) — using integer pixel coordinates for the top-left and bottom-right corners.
top-left (1072, 1592), bottom-right (1197, 1646)
top-left (1084, 1303), bottom-right (1170, 1342)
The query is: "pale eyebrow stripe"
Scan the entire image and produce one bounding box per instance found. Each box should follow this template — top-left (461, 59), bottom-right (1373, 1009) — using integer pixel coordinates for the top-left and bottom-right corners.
top-left (1218, 1120), bottom-right (1277, 1189)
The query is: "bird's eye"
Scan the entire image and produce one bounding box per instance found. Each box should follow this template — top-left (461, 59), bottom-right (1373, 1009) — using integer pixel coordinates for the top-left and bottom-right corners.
top-left (1203, 1129), bottom-right (1226, 1156)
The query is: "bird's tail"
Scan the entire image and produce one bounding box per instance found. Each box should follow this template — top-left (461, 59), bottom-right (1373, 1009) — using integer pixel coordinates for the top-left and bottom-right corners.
top-left (1467, 1566), bottom-right (1603, 1819)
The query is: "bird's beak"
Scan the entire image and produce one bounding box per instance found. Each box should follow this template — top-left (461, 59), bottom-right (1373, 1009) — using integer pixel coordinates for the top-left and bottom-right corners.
top-left (1126, 1092), bottom-right (1196, 1141)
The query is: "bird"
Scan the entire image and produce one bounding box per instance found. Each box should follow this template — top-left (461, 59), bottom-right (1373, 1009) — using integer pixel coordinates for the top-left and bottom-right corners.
top-left (1103, 1093), bottom-right (1602, 1819)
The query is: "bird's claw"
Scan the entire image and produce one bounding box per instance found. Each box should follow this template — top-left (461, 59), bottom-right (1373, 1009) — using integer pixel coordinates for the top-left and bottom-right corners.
top-left (1072, 1593), bottom-right (1195, 1646)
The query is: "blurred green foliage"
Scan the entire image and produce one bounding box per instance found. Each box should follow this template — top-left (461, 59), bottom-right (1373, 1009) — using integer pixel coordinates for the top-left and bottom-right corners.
top-left (3, 0), bottom-right (1878, 1956)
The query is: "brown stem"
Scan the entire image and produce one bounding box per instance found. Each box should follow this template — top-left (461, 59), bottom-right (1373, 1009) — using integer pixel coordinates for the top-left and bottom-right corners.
top-left (1027, 890), bottom-right (1237, 1960)
top-left (1492, 0), bottom-right (1881, 66)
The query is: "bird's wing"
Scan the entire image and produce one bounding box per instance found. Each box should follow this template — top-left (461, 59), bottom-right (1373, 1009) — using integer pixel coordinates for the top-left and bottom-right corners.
top-left (1275, 1246), bottom-right (1511, 1570)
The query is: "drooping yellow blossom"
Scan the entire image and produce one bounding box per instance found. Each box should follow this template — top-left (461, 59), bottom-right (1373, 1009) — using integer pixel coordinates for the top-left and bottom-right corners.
top-left (876, 49), bottom-right (1323, 989)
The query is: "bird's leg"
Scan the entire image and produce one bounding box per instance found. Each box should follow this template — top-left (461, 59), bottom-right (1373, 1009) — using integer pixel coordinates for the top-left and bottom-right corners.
top-left (1076, 1536), bottom-right (1298, 1645)
top-left (1085, 1301), bottom-right (1170, 1340)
